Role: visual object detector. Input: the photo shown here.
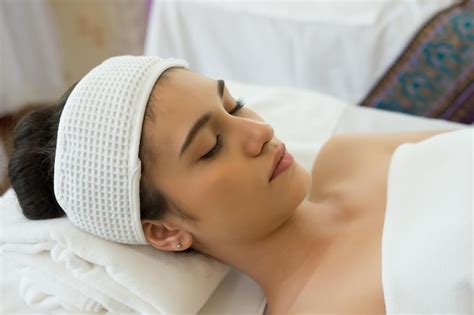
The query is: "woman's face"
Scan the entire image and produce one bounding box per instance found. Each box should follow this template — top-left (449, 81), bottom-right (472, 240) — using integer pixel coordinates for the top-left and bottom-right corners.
top-left (141, 68), bottom-right (311, 251)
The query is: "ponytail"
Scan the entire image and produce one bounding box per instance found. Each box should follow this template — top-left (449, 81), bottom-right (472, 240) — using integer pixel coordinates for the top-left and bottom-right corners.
top-left (8, 82), bottom-right (78, 219)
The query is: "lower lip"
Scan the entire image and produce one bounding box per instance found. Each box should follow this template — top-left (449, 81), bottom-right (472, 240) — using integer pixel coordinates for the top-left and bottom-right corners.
top-left (270, 150), bottom-right (294, 182)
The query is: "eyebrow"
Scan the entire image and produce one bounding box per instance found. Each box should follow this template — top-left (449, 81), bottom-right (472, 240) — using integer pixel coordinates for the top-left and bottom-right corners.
top-left (179, 79), bottom-right (225, 158)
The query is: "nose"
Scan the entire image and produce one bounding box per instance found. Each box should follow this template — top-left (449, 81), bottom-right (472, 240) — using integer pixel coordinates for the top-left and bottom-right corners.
top-left (238, 118), bottom-right (274, 156)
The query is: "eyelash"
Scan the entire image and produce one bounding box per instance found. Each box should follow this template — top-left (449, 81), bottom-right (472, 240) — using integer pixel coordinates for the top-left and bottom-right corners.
top-left (200, 97), bottom-right (246, 160)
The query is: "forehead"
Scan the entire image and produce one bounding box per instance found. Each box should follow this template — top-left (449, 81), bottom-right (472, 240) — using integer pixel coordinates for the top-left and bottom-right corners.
top-left (142, 68), bottom-right (218, 163)
top-left (150, 68), bottom-right (216, 110)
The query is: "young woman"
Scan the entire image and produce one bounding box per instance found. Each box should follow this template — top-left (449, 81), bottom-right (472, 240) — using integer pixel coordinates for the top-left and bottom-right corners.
top-left (8, 58), bottom-right (463, 314)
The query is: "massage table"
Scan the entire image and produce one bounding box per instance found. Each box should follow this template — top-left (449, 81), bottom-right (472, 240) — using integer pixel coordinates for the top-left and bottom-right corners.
top-left (1, 78), bottom-right (468, 314)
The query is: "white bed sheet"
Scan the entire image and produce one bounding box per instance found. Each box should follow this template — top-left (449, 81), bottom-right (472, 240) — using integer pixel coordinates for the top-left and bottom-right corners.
top-left (1, 80), bottom-right (467, 315)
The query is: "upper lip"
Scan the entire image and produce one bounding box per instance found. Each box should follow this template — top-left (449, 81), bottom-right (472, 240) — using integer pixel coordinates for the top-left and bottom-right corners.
top-left (269, 143), bottom-right (286, 181)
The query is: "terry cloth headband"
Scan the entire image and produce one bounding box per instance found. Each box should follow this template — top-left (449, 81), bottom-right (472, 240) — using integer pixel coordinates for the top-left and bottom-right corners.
top-left (53, 55), bottom-right (190, 244)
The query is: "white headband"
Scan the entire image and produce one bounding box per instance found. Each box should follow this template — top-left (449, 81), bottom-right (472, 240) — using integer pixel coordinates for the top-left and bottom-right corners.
top-left (53, 55), bottom-right (189, 244)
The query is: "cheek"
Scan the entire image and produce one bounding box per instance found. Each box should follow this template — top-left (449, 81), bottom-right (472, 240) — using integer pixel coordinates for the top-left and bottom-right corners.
top-left (197, 166), bottom-right (259, 214)
top-left (203, 166), bottom-right (248, 203)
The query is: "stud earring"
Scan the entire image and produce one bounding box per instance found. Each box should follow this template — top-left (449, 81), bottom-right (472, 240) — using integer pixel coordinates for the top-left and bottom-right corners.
top-left (176, 243), bottom-right (182, 249)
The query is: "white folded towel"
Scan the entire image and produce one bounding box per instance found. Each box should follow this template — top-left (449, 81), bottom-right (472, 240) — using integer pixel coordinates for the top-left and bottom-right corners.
top-left (2, 250), bottom-right (139, 314)
top-left (382, 128), bottom-right (473, 314)
top-left (0, 187), bottom-right (231, 314)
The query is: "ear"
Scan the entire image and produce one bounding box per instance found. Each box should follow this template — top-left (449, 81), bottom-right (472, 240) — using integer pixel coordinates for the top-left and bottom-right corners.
top-left (141, 220), bottom-right (193, 251)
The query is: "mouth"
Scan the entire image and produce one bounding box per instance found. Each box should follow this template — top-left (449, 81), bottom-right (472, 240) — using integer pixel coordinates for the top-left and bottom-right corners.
top-left (268, 143), bottom-right (285, 182)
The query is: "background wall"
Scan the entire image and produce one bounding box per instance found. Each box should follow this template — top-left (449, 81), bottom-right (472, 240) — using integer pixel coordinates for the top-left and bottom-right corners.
top-left (48, 0), bottom-right (149, 90)
top-left (0, 0), bottom-right (150, 196)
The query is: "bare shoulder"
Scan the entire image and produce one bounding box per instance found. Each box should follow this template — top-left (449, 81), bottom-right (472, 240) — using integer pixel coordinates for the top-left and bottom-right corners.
top-left (331, 128), bottom-right (460, 153)
top-left (308, 129), bottom-right (458, 202)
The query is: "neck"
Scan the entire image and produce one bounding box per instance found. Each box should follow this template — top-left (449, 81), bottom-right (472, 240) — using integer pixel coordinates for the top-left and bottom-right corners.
top-left (201, 198), bottom-right (349, 309)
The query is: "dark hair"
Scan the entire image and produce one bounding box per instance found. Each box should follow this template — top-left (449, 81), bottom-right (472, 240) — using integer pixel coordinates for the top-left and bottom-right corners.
top-left (8, 68), bottom-right (196, 255)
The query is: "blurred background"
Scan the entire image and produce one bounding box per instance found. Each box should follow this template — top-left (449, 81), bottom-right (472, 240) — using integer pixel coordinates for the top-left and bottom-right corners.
top-left (1, 0), bottom-right (149, 112)
top-left (1, 0), bottom-right (473, 195)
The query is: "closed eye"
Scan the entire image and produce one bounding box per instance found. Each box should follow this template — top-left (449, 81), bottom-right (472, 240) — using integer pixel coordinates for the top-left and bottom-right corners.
top-left (200, 98), bottom-right (246, 160)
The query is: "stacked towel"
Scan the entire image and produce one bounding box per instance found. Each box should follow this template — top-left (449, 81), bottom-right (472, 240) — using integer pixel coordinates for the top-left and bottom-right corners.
top-left (0, 187), bottom-right (230, 314)
top-left (382, 128), bottom-right (473, 313)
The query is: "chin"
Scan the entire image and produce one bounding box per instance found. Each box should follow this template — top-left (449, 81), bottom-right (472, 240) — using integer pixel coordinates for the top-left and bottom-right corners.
top-left (285, 162), bottom-right (312, 206)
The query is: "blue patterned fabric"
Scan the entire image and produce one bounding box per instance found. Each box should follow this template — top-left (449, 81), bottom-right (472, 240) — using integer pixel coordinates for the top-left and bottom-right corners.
top-left (361, 0), bottom-right (474, 125)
